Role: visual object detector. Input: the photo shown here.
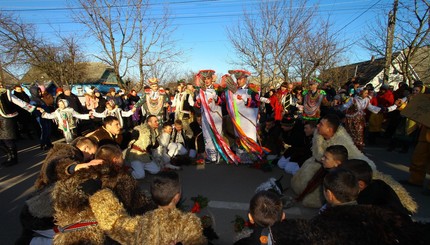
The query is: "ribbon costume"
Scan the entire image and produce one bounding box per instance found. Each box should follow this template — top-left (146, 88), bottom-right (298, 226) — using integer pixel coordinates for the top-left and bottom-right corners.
top-left (195, 70), bottom-right (237, 164)
top-left (222, 70), bottom-right (268, 163)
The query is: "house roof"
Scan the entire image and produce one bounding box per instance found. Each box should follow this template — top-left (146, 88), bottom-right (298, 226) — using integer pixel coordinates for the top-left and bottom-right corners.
top-left (320, 55), bottom-right (395, 86)
top-left (0, 68), bottom-right (20, 87)
top-left (407, 45), bottom-right (430, 83)
top-left (20, 62), bottom-right (116, 84)
top-left (321, 45), bottom-right (430, 87)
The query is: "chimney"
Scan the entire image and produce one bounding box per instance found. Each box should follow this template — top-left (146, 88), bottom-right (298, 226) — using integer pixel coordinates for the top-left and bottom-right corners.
top-left (370, 55), bottom-right (375, 63)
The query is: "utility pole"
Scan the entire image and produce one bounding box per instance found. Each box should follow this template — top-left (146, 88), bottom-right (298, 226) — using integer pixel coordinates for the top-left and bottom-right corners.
top-left (383, 0), bottom-right (399, 85)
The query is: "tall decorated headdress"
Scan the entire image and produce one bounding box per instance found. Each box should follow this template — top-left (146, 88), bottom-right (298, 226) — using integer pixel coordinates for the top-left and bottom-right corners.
top-left (194, 69), bottom-right (216, 88)
top-left (148, 77), bottom-right (159, 86)
top-left (228, 69), bottom-right (251, 80)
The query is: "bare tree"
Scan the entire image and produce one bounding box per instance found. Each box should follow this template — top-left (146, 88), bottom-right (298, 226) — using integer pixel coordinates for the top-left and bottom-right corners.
top-left (0, 12), bottom-right (87, 87)
top-left (362, 0), bottom-right (430, 84)
top-left (71, 0), bottom-right (182, 89)
top-left (269, 0), bottom-right (316, 84)
top-left (226, 0), bottom-right (275, 89)
top-left (227, 0), bottom-right (346, 89)
top-left (71, 0), bottom-right (138, 88)
top-left (134, 1), bottom-right (182, 88)
top-left (294, 19), bottom-right (347, 83)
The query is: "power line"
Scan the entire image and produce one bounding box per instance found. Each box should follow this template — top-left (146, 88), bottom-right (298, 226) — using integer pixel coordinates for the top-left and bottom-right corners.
top-left (336, 0), bottom-right (384, 33)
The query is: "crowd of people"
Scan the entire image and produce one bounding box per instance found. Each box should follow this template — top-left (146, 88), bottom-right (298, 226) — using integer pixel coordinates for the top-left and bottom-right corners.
top-left (0, 69), bottom-right (429, 244)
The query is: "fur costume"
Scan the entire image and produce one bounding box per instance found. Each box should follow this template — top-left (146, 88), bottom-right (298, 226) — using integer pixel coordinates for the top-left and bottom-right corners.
top-left (373, 171), bottom-right (418, 214)
top-left (125, 123), bottom-right (153, 163)
top-left (235, 205), bottom-right (427, 245)
top-left (35, 143), bottom-right (85, 190)
top-left (270, 205), bottom-right (430, 245)
top-left (52, 163), bottom-right (156, 245)
top-left (291, 126), bottom-right (376, 208)
top-left (89, 189), bottom-right (207, 245)
top-left (86, 126), bottom-right (124, 149)
top-left (16, 143), bottom-right (86, 244)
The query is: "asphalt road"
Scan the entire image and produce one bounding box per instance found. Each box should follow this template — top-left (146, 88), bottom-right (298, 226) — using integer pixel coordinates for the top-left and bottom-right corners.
top-left (1, 137), bottom-right (429, 244)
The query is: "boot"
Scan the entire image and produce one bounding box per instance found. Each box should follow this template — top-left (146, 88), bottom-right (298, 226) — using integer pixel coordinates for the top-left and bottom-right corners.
top-left (2, 147), bottom-right (18, 167)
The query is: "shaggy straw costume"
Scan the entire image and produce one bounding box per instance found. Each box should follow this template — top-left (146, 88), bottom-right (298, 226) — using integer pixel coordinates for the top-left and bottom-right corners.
top-left (16, 143), bottom-right (88, 244)
top-left (52, 164), bottom-right (155, 244)
top-left (89, 189), bottom-right (207, 245)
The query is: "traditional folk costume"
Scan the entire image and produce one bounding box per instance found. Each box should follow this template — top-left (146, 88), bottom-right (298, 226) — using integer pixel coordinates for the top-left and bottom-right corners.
top-left (89, 188), bottom-right (207, 245)
top-left (195, 70), bottom-right (233, 164)
top-left (300, 79), bottom-right (329, 121)
top-left (52, 163), bottom-right (155, 245)
top-left (125, 124), bottom-right (161, 179)
top-left (91, 100), bottom-right (133, 128)
top-left (291, 125), bottom-right (377, 208)
top-left (0, 88), bottom-right (36, 166)
top-left (263, 83), bottom-right (292, 121)
top-left (171, 80), bottom-right (195, 129)
top-left (339, 91), bottom-right (381, 151)
top-left (41, 99), bottom-right (90, 144)
top-left (134, 78), bottom-right (169, 124)
top-left (223, 70), bottom-right (267, 164)
top-left (368, 87), bottom-right (394, 143)
top-left (157, 130), bottom-right (184, 170)
top-left (16, 143), bottom-right (88, 244)
top-left (267, 205), bottom-right (428, 244)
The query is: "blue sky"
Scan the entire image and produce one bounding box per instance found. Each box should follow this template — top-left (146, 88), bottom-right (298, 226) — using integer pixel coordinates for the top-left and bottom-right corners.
top-left (1, 0), bottom-right (393, 77)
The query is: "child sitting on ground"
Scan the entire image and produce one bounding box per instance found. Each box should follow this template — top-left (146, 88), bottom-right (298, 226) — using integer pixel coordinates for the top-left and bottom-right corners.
top-left (340, 159), bottom-right (411, 217)
top-left (169, 119), bottom-right (191, 159)
top-left (234, 191), bottom-right (285, 245)
top-left (322, 168), bottom-right (359, 208)
top-left (87, 171), bottom-right (207, 245)
top-left (293, 145), bottom-right (348, 207)
top-left (158, 123), bottom-right (181, 170)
